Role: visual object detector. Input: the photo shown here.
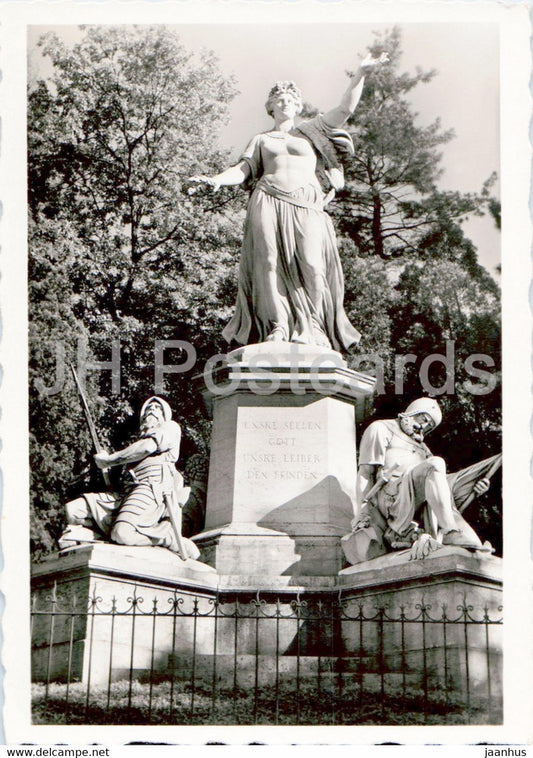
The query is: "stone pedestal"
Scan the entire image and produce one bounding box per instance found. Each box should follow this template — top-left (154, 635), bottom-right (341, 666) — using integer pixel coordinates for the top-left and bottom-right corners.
top-left (31, 543), bottom-right (502, 711)
top-left (193, 343), bottom-right (375, 577)
top-left (338, 548), bottom-right (503, 699)
top-left (31, 544), bottom-right (218, 686)
top-left (338, 545), bottom-right (502, 601)
top-left (31, 544), bottom-right (336, 690)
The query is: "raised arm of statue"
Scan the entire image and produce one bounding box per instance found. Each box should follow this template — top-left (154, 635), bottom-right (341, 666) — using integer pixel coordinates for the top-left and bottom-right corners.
top-left (322, 51), bottom-right (389, 128)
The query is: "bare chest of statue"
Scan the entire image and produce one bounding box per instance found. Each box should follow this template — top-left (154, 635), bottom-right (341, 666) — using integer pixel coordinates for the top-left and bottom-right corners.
top-left (263, 131), bottom-right (315, 158)
top-left (260, 131), bottom-right (318, 191)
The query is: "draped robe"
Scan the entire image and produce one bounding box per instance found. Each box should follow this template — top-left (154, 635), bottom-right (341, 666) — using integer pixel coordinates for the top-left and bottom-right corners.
top-left (222, 116), bottom-right (361, 351)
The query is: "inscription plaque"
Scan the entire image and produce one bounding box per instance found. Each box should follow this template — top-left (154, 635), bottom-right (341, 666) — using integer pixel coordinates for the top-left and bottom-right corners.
top-left (233, 405), bottom-right (332, 523)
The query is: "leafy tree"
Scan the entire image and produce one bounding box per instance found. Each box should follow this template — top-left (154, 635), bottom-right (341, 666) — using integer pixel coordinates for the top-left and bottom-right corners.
top-left (28, 26), bottom-right (243, 555)
top-left (30, 25), bottom-right (240, 319)
top-left (333, 27), bottom-right (495, 260)
top-left (29, 215), bottom-right (97, 556)
top-left (334, 28), bottom-right (502, 550)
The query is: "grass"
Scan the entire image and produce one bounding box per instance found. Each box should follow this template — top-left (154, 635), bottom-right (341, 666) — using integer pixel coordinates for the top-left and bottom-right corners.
top-left (32, 678), bottom-right (502, 726)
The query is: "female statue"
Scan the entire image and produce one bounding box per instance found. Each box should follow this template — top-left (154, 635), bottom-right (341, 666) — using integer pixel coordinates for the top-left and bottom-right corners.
top-left (190, 52), bottom-right (387, 351)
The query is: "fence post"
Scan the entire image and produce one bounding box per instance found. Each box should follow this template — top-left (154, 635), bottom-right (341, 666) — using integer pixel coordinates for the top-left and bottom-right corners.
top-left (106, 596), bottom-right (117, 710)
top-left (84, 588), bottom-right (100, 718)
top-left (460, 597), bottom-right (473, 716)
top-left (209, 592), bottom-right (220, 723)
top-left (148, 597), bottom-right (158, 720)
top-left (44, 581), bottom-right (59, 703)
top-left (274, 597), bottom-right (281, 725)
top-left (169, 591), bottom-right (181, 719)
top-left (442, 603), bottom-right (449, 705)
top-left (190, 596), bottom-right (199, 719)
top-left (483, 604), bottom-right (492, 722)
top-left (377, 606), bottom-right (385, 721)
top-left (127, 588), bottom-right (142, 709)
top-left (66, 593), bottom-right (78, 714)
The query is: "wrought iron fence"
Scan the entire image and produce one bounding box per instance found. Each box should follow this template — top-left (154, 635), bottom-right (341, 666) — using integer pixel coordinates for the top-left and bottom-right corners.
top-left (31, 584), bottom-right (503, 726)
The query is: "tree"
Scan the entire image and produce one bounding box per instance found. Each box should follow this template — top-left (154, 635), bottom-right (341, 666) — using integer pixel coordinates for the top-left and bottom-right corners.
top-left (29, 25), bottom-right (241, 319)
top-left (333, 29), bottom-right (502, 550)
top-left (28, 26), bottom-right (244, 555)
top-left (332, 27), bottom-right (495, 260)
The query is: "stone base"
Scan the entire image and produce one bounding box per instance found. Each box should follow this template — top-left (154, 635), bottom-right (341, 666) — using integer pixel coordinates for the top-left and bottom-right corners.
top-left (31, 544), bottom-right (502, 710)
top-left (33, 542), bottom-right (218, 588)
top-left (338, 545), bottom-right (502, 606)
top-left (32, 544), bottom-right (342, 689)
top-left (31, 544), bottom-right (218, 685)
top-left (338, 549), bottom-right (503, 699)
top-left (194, 522), bottom-right (347, 577)
top-left (194, 523), bottom-right (300, 576)
top-left (195, 343), bottom-right (376, 578)
top-left (203, 342), bottom-right (375, 422)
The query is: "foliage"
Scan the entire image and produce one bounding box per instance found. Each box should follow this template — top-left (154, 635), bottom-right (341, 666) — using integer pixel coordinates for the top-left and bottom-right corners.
top-left (28, 26), bottom-right (242, 557)
top-left (335, 27), bottom-right (501, 551)
top-left (334, 27), bottom-right (496, 261)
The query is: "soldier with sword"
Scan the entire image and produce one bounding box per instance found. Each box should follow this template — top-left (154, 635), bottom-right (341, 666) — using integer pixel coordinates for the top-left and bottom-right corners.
top-left (60, 392), bottom-right (199, 561)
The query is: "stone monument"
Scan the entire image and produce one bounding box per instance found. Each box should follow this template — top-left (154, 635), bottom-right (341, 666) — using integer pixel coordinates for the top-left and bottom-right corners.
top-left (31, 50), bottom-right (501, 709)
top-left (193, 343), bottom-right (375, 581)
top-left (340, 397), bottom-right (502, 566)
top-left (187, 51), bottom-right (388, 582)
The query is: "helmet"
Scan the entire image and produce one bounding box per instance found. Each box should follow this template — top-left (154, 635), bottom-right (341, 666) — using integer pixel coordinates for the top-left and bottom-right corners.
top-left (140, 396), bottom-right (172, 423)
top-left (403, 397), bottom-right (442, 430)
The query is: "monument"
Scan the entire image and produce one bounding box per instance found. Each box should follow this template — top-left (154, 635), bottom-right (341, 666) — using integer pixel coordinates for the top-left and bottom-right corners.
top-left (336, 398), bottom-right (502, 699)
top-left (186, 51), bottom-right (386, 581)
top-left (31, 49), bottom-right (501, 710)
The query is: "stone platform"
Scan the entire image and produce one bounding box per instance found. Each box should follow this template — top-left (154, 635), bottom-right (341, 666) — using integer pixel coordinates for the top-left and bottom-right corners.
top-left (31, 543), bottom-right (502, 699)
top-left (338, 547), bottom-right (503, 697)
top-left (338, 545), bottom-right (502, 605)
top-left (31, 543), bottom-right (218, 685)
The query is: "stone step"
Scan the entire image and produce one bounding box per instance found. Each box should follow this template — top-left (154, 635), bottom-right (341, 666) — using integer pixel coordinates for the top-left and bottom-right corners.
top-left (167, 653), bottom-right (423, 682)
top-left (111, 663), bottom-right (424, 693)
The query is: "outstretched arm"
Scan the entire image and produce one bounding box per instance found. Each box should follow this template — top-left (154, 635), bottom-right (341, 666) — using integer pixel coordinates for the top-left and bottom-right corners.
top-left (94, 438), bottom-right (158, 468)
top-left (189, 161), bottom-right (251, 193)
top-left (322, 51), bottom-right (389, 128)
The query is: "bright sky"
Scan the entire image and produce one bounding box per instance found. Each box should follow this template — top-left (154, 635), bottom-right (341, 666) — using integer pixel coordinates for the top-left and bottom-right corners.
top-left (28, 22), bottom-right (500, 274)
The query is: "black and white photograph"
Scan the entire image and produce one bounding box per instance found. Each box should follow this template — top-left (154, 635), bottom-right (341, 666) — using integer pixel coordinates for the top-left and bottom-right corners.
top-left (0, 0), bottom-right (531, 748)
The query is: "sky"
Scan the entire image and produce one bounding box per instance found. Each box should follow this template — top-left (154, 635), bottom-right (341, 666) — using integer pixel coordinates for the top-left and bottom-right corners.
top-left (28, 22), bottom-right (500, 274)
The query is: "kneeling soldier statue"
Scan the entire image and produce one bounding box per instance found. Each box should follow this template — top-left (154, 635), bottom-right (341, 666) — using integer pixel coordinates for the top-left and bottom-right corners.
top-left (60, 396), bottom-right (199, 560)
top-left (343, 398), bottom-right (501, 564)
